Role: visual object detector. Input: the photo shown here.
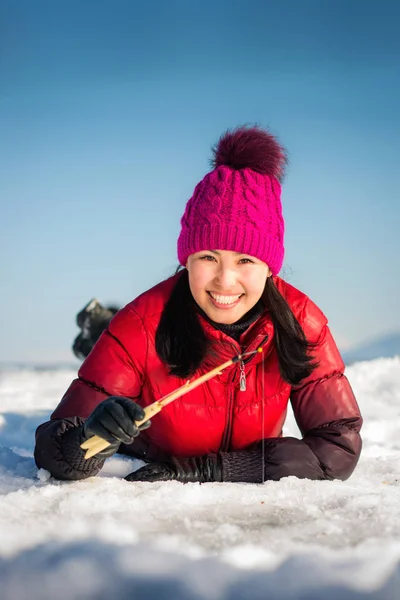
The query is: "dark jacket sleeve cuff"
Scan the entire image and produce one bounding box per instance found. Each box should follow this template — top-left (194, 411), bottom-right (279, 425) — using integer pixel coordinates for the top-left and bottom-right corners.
top-left (34, 418), bottom-right (105, 481)
top-left (220, 437), bottom-right (325, 483)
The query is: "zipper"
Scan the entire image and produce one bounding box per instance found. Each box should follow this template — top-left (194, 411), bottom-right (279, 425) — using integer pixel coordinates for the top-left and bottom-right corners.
top-left (219, 335), bottom-right (270, 452)
top-left (220, 368), bottom-right (237, 452)
top-left (238, 337), bottom-right (268, 392)
top-left (239, 361), bottom-right (247, 391)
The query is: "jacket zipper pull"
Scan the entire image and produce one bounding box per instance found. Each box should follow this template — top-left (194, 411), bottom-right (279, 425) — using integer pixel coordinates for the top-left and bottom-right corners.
top-left (239, 361), bottom-right (246, 392)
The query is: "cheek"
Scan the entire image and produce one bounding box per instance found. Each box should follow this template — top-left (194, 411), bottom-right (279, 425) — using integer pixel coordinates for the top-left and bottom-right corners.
top-left (188, 266), bottom-right (209, 297)
top-left (243, 271), bottom-right (267, 297)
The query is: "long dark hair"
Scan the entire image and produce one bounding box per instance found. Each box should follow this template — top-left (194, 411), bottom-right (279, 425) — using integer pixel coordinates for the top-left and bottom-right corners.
top-left (155, 270), bottom-right (318, 385)
top-left (261, 277), bottom-right (318, 384)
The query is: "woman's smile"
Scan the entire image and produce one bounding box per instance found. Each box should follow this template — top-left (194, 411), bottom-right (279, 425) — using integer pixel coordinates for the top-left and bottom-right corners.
top-left (207, 291), bottom-right (244, 309)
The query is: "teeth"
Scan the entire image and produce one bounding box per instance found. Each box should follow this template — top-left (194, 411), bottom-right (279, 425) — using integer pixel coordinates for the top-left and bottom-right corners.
top-left (209, 293), bottom-right (242, 305)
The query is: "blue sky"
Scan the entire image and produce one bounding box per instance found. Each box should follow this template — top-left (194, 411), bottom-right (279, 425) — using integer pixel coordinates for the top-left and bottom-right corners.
top-left (1, 0), bottom-right (399, 363)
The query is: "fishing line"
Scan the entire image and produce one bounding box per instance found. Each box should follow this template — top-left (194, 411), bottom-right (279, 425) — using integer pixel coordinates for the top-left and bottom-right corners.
top-left (261, 347), bottom-right (265, 484)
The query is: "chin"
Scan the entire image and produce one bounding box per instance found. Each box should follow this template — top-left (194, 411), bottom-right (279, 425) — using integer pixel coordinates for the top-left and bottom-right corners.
top-left (220, 314), bottom-right (241, 324)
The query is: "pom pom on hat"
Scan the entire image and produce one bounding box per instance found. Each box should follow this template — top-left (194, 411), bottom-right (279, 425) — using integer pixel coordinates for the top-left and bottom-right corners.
top-left (211, 125), bottom-right (287, 181)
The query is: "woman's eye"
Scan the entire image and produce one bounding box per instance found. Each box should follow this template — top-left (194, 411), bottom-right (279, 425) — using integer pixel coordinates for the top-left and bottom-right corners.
top-left (200, 255), bottom-right (216, 262)
top-left (239, 258), bottom-right (254, 264)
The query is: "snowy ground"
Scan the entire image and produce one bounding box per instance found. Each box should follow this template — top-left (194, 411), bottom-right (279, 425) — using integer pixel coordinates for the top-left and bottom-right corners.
top-left (1, 358), bottom-right (400, 599)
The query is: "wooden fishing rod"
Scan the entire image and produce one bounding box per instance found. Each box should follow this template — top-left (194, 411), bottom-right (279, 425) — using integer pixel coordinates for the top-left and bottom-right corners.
top-left (81, 348), bottom-right (263, 459)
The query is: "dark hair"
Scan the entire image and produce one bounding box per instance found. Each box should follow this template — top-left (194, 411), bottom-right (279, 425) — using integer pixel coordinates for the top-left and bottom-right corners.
top-left (261, 277), bottom-right (318, 384)
top-left (155, 270), bottom-right (318, 385)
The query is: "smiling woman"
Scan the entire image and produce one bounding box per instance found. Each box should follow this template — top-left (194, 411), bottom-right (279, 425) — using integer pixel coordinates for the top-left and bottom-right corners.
top-left (34, 126), bottom-right (362, 484)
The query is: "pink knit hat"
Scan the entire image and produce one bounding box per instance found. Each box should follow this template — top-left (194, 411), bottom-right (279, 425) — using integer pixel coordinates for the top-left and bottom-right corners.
top-left (177, 126), bottom-right (287, 275)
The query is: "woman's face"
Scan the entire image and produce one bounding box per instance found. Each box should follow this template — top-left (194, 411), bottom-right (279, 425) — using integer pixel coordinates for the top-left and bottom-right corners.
top-left (186, 249), bottom-right (271, 324)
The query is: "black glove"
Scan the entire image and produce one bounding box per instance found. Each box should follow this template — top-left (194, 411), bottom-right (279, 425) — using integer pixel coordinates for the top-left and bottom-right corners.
top-left (125, 454), bottom-right (222, 484)
top-left (83, 396), bottom-right (150, 458)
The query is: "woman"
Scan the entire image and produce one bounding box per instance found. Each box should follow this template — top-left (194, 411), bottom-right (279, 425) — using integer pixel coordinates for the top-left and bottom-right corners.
top-left (34, 126), bottom-right (362, 483)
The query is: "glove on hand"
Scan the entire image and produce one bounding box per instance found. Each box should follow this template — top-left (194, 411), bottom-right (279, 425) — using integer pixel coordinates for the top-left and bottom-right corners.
top-left (83, 396), bottom-right (150, 458)
top-left (125, 454), bottom-right (222, 483)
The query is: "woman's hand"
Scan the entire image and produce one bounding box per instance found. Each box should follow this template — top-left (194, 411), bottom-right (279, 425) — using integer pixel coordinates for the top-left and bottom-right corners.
top-left (83, 396), bottom-right (150, 458)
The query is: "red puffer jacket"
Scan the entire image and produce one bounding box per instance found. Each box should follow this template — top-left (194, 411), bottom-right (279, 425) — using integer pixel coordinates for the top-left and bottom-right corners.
top-left (36, 273), bottom-right (362, 480)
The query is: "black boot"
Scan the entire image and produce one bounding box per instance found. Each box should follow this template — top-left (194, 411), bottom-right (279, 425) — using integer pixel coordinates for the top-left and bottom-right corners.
top-left (72, 299), bottom-right (119, 359)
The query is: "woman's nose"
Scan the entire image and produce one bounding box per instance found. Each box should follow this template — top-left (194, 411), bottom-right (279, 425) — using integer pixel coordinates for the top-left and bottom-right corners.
top-left (214, 266), bottom-right (237, 290)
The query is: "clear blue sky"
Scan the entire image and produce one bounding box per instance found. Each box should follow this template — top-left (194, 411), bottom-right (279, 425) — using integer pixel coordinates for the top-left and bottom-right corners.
top-left (1, 0), bottom-right (399, 364)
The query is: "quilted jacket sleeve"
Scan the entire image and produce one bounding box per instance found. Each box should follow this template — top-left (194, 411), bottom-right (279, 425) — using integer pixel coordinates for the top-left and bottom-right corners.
top-left (34, 305), bottom-right (147, 480)
top-left (220, 298), bottom-right (362, 483)
top-left (288, 300), bottom-right (362, 480)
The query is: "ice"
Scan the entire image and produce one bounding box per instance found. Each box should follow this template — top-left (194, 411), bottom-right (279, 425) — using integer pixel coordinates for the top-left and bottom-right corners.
top-left (0, 357), bottom-right (399, 599)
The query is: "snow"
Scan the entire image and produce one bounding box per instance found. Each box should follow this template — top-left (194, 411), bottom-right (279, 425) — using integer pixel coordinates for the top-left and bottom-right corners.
top-left (1, 358), bottom-right (400, 599)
